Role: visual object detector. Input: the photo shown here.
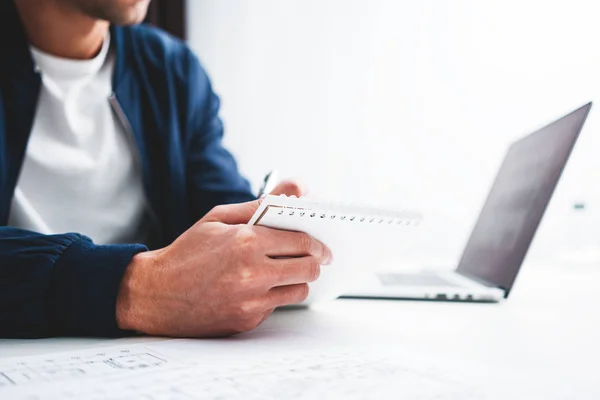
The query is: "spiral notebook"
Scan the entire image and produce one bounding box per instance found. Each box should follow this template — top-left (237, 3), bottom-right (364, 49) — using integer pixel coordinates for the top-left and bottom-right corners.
top-left (249, 195), bottom-right (423, 305)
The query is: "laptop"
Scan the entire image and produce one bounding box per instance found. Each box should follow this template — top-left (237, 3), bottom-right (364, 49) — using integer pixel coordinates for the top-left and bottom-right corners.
top-left (341, 102), bottom-right (592, 303)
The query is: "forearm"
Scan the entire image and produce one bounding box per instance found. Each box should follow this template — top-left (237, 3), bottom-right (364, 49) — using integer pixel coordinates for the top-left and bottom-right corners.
top-left (0, 227), bottom-right (147, 338)
top-left (184, 49), bottom-right (256, 221)
top-left (115, 249), bottom-right (164, 334)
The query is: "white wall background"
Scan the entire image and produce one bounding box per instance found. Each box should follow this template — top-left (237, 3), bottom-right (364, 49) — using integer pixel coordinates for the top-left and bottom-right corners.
top-left (187, 0), bottom-right (600, 266)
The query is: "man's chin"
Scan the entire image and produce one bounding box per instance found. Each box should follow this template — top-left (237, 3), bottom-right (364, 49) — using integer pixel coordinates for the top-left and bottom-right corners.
top-left (106, 0), bottom-right (150, 26)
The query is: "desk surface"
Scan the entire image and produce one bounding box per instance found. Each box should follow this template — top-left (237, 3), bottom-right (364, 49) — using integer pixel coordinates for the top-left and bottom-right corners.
top-left (1, 264), bottom-right (599, 398)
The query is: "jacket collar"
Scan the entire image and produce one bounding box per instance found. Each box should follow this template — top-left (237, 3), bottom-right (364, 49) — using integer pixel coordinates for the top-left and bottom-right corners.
top-left (0, 0), bottom-right (37, 79)
top-left (110, 25), bottom-right (133, 91)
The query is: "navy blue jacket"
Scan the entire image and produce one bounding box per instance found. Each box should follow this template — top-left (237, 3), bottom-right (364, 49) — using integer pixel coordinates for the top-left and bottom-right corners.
top-left (0, 1), bottom-right (255, 338)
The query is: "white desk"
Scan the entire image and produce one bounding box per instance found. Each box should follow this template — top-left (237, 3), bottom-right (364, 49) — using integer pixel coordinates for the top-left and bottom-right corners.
top-left (1, 264), bottom-right (599, 398)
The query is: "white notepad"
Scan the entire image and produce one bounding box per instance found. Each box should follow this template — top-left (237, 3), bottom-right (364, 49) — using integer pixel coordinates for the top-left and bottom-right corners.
top-left (249, 195), bottom-right (423, 305)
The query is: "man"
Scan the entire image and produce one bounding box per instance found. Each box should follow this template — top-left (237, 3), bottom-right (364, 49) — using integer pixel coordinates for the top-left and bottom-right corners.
top-left (0, 0), bottom-right (332, 338)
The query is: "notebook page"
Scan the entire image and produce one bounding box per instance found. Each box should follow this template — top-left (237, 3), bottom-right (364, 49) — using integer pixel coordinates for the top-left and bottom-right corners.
top-left (249, 195), bottom-right (422, 305)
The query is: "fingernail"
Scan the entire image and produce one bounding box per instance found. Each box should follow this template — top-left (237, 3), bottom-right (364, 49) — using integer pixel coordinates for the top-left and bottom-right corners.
top-left (324, 251), bottom-right (333, 265)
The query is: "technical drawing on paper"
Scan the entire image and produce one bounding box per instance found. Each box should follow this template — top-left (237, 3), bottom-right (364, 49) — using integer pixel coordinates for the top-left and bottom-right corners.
top-left (0, 344), bottom-right (483, 400)
top-left (0, 348), bottom-right (169, 388)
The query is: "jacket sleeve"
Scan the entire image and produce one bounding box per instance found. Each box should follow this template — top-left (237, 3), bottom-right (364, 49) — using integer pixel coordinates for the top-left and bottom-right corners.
top-left (182, 50), bottom-right (257, 222)
top-left (0, 226), bottom-right (147, 338)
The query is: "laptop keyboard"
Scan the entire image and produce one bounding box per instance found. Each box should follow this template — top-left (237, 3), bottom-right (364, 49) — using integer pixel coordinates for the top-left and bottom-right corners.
top-left (377, 273), bottom-right (461, 287)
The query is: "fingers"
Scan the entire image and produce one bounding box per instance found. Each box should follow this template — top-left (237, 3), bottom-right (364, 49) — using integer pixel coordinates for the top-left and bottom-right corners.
top-left (269, 179), bottom-right (305, 197)
top-left (265, 256), bottom-right (321, 287)
top-left (255, 226), bottom-right (332, 264)
top-left (202, 199), bottom-right (263, 225)
top-left (268, 283), bottom-right (310, 308)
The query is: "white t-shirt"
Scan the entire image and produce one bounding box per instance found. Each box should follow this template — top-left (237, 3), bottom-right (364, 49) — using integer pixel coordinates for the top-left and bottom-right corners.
top-left (8, 33), bottom-right (148, 245)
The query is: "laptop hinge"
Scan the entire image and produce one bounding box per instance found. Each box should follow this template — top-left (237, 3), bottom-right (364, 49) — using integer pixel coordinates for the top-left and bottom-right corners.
top-left (456, 270), bottom-right (507, 295)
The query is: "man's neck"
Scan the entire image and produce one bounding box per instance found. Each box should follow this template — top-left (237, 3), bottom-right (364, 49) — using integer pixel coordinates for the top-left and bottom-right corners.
top-left (14, 0), bottom-right (109, 60)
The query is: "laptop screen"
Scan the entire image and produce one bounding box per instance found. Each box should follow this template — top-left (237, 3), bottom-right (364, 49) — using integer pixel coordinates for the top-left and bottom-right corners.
top-left (456, 103), bottom-right (592, 295)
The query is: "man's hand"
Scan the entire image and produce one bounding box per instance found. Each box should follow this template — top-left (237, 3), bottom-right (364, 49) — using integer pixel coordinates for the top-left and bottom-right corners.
top-left (269, 179), bottom-right (306, 197)
top-left (115, 196), bottom-right (331, 338)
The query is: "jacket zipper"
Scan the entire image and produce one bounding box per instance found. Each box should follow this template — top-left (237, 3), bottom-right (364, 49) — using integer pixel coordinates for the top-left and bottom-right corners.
top-left (108, 93), bottom-right (163, 246)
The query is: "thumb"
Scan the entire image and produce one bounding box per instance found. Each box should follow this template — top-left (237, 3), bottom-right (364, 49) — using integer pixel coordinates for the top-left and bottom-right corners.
top-left (202, 198), bottom-right (263, 225)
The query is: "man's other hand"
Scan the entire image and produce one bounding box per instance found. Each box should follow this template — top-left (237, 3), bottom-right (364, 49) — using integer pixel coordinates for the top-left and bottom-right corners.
top-left (115, 198), bottom-right (331, 337)
top-left (269, 179), bottom-right (306, 197)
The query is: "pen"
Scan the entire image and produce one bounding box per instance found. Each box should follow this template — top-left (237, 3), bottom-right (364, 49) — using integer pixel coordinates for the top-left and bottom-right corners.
top-left (258, 170), bottom-right (278, 198)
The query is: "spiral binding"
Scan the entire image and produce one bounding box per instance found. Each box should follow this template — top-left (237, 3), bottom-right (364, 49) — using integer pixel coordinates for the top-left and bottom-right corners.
top-left (274, 206), bottom-right (421, 226)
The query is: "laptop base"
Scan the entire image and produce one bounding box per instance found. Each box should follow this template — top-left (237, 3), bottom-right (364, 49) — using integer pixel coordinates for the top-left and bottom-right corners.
top-left (338, 294), bottom-right (499, 303)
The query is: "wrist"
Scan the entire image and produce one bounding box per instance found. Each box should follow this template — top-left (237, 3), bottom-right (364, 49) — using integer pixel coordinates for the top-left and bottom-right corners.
top-left (115, 250), bottom-right (158, 332)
